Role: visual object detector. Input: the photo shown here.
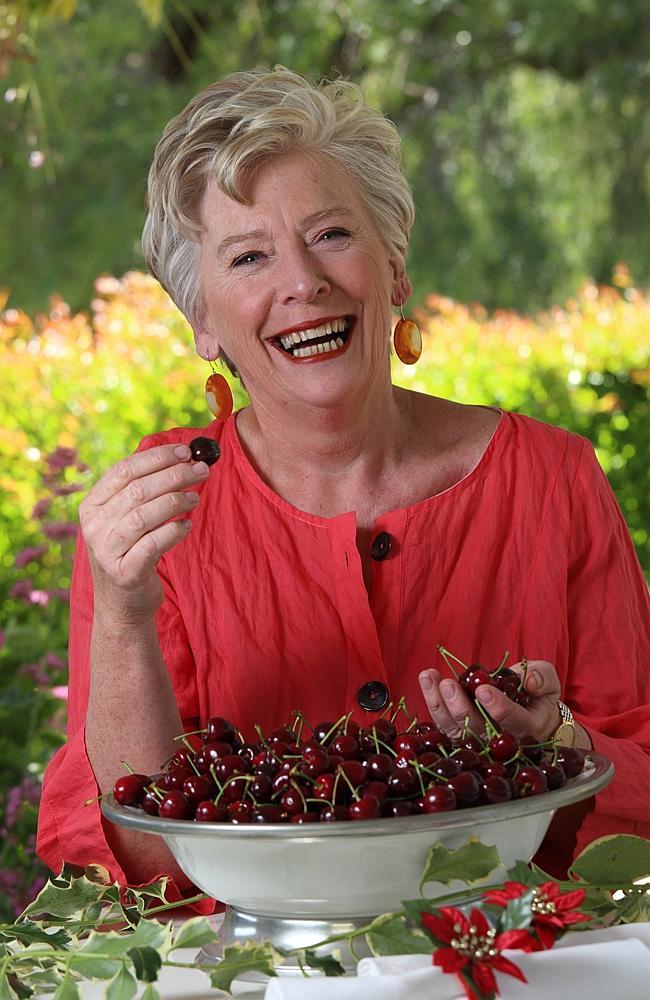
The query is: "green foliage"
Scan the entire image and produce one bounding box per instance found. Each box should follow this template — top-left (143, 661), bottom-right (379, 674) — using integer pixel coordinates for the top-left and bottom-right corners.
top-left (1, 0), bottom-right (650, 313)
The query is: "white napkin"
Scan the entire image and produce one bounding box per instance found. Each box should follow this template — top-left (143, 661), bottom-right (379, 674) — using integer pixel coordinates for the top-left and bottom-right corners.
top-left (263, 923), bottom-right (650, 1000)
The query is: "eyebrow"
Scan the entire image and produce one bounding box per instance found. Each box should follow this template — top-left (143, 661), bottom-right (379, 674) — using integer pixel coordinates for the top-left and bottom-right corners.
top-left (216, 207), bottom-right (357, 258)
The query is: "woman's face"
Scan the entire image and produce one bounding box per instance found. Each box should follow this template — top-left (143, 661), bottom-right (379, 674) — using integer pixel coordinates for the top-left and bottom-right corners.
top-left (195, 150), bottom-right (409, 412)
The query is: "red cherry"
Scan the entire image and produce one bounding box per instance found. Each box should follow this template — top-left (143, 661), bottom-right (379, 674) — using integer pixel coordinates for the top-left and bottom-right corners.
top-left (349, 794), bottom-right (381, 820)
top-left (182, 774), bottom-right (215, 806)
top-left (422, 785), bottom-right (457, 813)
top-left (253, 804), bottom-right (284, 823)
top-left (514, 765), bottom-right (548, 797)
top-left (489, 731), bottom-right (520, 762)
top-left (158, 790), bottom-right (192, 819)
top-left (554, 747), bottom-right (586, 778)
top-left (393, 733), bottom-right (423, 755)
top-left (364, 753), bottom-right (393, 780)
top-left (205, 716), bottom-right (236, 743)
top-left (330, 734), bottom-right (360, 760)
top-left (320, 805), bottom-right (350, 822)
top-left (449, 770), bottom-right (481, 807)
top-left (337, 759), bottom-right (367, 787)
top-left (290, 812), bottom-right (318, 824)
top-left (363, 780), bottom-right (389, 804)
top-left (113, 773), bottom-right (149, 806)
top-left (195, 800), bottom-right (227, 822)
top-left (480, 775), bottom-right (512, 804)
top-left (227, 800), bottom-right (253, 823)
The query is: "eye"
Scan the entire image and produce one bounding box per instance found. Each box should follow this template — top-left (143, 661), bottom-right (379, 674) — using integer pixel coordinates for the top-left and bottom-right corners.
top-left (231, 250), bottom-right (265, 268)
top-left (318, 227), bottom-right (350, 243)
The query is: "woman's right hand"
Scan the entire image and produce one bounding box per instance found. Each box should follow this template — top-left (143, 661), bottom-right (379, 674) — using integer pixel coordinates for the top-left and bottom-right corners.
top-left (79, 443), bottom-right (210, 627)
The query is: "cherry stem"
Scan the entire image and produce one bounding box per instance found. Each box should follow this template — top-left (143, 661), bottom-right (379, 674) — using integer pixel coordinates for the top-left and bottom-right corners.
top-left (436, 644), bottom-right (466, 678)
top-left (473, 699), bottom-right (500, 740)
top-left (336, 765), bottom-right (361, 801)
top-left (517, 656), bottom-right (528, 692)
top-left (489, 650), bottom-right (510, 678)
top-left (321, 715), bottom-right (348, 746)
top-left (121, 760), bottom-right (135, 775)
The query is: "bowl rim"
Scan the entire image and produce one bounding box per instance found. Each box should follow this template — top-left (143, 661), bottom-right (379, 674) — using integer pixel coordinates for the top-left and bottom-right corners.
top-left (101, 752), bottom-right (614, 840)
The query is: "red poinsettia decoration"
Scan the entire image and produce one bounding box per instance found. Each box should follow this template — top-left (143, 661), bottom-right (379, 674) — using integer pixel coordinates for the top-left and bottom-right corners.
top-left (482, 880), bottom-right (593, 950)
top-left (421, 905), bottom-right (533, 1000)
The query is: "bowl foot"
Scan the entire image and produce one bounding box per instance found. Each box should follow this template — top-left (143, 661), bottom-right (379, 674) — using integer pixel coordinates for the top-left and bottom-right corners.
top-left (197, 906), bottom-right (374, 977)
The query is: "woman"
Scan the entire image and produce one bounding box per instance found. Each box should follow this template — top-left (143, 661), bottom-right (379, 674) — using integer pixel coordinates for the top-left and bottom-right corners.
top-left (37, 67), bottom-right (650, 899)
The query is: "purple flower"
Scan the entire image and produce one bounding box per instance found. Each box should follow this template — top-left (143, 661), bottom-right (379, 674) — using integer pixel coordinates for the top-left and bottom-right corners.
top-left (46, 446), bottom-right (78, 471)
top-left (10, 579), bottom-right (33, 601)
top-left (45, 652), bottom-right (67, 670)
top-left (47, 587), bottom-right (70, 603)
top-left (52, 483), bottom-right (84, 496)
top-left (21, 662), bottom-right (50, 685)
top-left (31, 497), bottom-right (52, 520)
top-left (14, 544), bottom-right (48, 568)
top-left (42, 522), bottom-right (78, 541)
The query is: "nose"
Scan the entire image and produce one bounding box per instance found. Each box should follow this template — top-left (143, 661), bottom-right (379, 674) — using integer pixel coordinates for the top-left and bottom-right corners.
top-left (279, 243), bottom-right (331, 304)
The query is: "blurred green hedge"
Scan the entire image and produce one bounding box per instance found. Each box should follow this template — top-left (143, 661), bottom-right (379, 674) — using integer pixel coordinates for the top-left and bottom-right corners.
top-left (0, 267), bottom-right (647, 919)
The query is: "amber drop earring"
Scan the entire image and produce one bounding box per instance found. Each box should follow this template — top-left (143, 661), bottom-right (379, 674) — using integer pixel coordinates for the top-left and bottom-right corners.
top-left (393, 304), bottom-right (422, 365)
top-left (205, 358), bottom-right (234, 420)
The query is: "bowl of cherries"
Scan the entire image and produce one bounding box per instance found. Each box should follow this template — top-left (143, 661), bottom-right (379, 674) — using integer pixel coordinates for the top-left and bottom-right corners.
top-left (102, 646), bottom-right (613, 964)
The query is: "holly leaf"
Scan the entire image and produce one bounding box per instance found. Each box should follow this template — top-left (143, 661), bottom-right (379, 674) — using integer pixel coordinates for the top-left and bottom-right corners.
top-left (105, 966), bottom-right (137, 1000)
top-left (206, 942), bottom-right (279, 992)
top-left (1, 919), bottom-right (71, 949)
top-left (139, 986), bottom-right (162, 1000)
top-left (70, 955), bottom-right (122, 980)
top-left (21, 875), bottom-right (106, 922)
top-left (125, 879), bottom-right (170, 905)
top-left (171, 917), bottom-right (219, 951)
top-left (52, 974), bottom-right (81, 1000)
top-left (365, 912), bottom-right (433, 956)
top-left (302, 949), bottom-right (346, 976)
top-left (419, 838), bottom-right (501, 893)
top-left (610, 887), bottom-right (650, 924)
top-left (128, 946), bottom-right (162, 982)
top-left (569, 835), bottom-right (650, 886)
top-left (504, 860), bottom-right (547, 887)
top-left (498, 890), bottom-right (535, 931)
top-left (0, 973), bottom-right (19, 1000)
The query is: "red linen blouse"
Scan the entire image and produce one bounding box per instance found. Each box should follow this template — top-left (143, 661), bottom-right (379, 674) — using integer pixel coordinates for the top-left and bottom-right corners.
top-left (37, 409), bottom-right (650, 897)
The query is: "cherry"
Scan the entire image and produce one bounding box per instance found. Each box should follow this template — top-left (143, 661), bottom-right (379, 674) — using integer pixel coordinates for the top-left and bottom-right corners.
top-left (514, 765), bottom-right (548, 797)
top-left (349, 794), bottom-right (381, 820)
top-left (480, 775), bottom-right (512, 804)
top-left (291, 812), bottom-right (318, 824)
top-left (227, 800), bottom-right (253, 823)
top-left (387, 767), bottom-right (418, 798)
top-left (189, 437), bottom-right (220, 466)
top-left (114, 773), bottom-right (149, 806)
top-left (489, 731), bottom-right (520, 762)
top-left (539, 761), bottom-right (567, 790)
top-left (313, 722), bottom-right (336, 745)
top-left (393, 733), bottom-right (423, 755)
top-left (337, 759), bottom-right (367, 786)
top-left (554, 747), bottom-right (586, 779)
top-left (158, 790), bottom-right (192, 819)
top-left (386, 800), bottom-right (413, 817)
top-left (432, 757), bottom-right (461, 780)
top-left (280, 787), bottom-right (305, 816)
top-left (422, 785), bottom-right (457, 813)
top-left (158, 765), bottom-right (192, 790)
top-left (194, 741), bottom-right (233, 774)
top-left (394, 749), bottom-right (419, 768)
top-left (460, 667), bottom-right (492, 696)
top-left (452, 748), bottom-right (482, 772)
top-left (320, 805), bottom-right (350, 822)
top-left (478, 760), bottom-right (508, 779)
top-left (141, 790), bottom-right (161, 815)
top-left (253, 804), bottom-right (284, 823)
top-left (182, 774), bottom-right (215, 806)
top-left (449, 770), bottom-right (481, 807)
top-left (364, 752), bottom-right (393, 781)
top-left (213, 755), bottom-right (251, 782)
top-left (249, 773), bottom-right (273, 801)
top-left (195, 800), bottom-right (227, 822)
top-left (300, 747), bottom-right (330, 777)
top-left (363, 780), bottom-right (389, 804)
top-left (330, 734), bottom-right (360, 760)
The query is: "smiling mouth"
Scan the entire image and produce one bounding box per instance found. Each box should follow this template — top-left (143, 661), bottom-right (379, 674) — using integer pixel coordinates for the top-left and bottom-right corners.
top-left (271, 317), bottom-right (352, 359)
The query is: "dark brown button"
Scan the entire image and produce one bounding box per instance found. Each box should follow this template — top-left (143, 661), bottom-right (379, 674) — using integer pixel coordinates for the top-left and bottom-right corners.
top-left (357, 681), bottom-right (389, 711)
top-left (370, 531), bottom-right (392, 561)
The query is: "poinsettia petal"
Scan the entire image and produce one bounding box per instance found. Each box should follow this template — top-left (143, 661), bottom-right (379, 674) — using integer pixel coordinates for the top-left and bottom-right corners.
top-left (482, 882), bottom-right (526, 906)
top-left (469, 907), bottom-right (491, 936)
top-left (441, 905), bottom-right (471, 931)
top-left (472, 960), bottom-right (498, 995)
top-left (491, 953), bottom-right (528, 983)
top-left (433, 947), bottom-right (467, 973)
top-left (562, 911), bottom-right (592, 925)
top-left (534, 922), bottom-right (559, 950)
top-left (456, 971), bottom-right (481, 1000)
top-left (556, 889), bottom-right (587, 911)
top-left (497, 928), bottom-right (538, 952)
top-left (421, 910), bottom-right (455, 943)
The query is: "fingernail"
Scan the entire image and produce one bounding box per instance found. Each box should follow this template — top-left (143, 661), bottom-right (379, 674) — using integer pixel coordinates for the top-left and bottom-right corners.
top-left (175, 445), bottom-right (190, 459)
top-left (440, 679), bottom-right (455, 698)
top-left (419, 671), bottom-right (433, 692)
top-left (192, 462), bottom-right (209, 476)
top-left (477, 686), bottom-right (495, 704)
top-left (529, 670), bottom-right (542, 691)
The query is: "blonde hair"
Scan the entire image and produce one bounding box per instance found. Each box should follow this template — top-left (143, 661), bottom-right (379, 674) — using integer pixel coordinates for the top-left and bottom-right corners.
top-left (142, 66), bottom-right (414, 343)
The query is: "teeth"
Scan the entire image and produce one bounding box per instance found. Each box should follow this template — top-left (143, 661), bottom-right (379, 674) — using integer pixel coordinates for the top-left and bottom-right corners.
top-left (277, 318), bottom-right (350, 358)
top-left (335, 337), bottom-right (343, 348)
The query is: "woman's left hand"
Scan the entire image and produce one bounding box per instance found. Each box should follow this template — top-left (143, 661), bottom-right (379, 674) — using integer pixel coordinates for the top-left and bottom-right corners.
top-left (418, 660), bottom-right (562, 744)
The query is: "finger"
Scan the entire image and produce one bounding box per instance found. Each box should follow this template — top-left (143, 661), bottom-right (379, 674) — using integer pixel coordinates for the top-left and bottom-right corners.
top-left (84, 444), bottom-right (194, 508)
top-left (475, 681), bottom-right (558, 742)
top-left (419, 670), bottom-right (479, 739)
top-left (117, 519), bottom-right (194, 584)
top-left (104, 490), bottom-right (201, 561)
top-left (510, 660), bottom-right (561, 700)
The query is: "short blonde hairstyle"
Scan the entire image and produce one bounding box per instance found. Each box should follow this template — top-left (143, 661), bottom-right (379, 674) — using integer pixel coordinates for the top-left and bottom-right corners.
top-left (142, 66), bottom-right (414, 343)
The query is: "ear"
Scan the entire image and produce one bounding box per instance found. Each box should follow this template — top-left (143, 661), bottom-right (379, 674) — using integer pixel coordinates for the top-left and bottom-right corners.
top-left (192, 321), bottom-right (221, 362)
top-left (390, 263), bottom-right (413, 309)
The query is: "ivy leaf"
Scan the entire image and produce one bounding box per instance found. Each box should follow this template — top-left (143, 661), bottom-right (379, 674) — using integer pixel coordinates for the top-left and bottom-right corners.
top-left (1, 919), bottom-right (71, 948)
top-left (419, 838), bottom-right (501, 893)
top-left (569, 835), bottom-right (650, 886)
top-left (52, 974), bottom-right (81, 1000)
top-left (207, 942), bottom-right (279, 992)
top-left (171, 917), bottom-right (219, 952)
top-left (127, 946), bottom-right (162, 982)
top-left (499, 890), bottom-right (535, 931)
top-left (21, 876), bottom-right (106, 922)
top-left (302, 950), bottom-right (346, 976)
top-left (365, 913), bottom-right (433, 956)
top-left (105, 966), bottom-right (137, 1000)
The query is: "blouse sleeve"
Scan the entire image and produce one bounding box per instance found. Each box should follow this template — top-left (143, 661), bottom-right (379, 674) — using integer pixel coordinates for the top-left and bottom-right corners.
top-left (36, 443), bottom-right (214, 912)
top-left (564, 440), bottom-right (650, 852)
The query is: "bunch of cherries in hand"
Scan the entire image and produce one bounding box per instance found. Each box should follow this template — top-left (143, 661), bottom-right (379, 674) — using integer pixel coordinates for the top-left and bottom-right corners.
top-left (113, 647), bottom-right (587, 824)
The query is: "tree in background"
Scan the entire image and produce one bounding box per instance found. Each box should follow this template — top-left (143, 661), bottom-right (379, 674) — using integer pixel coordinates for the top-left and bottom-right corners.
top-left (1, 0), bottom-right (649, 313)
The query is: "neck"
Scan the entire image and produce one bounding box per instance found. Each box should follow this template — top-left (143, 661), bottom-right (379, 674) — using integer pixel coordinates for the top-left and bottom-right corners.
top-left (237, 380), bottom-right (410, 513)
